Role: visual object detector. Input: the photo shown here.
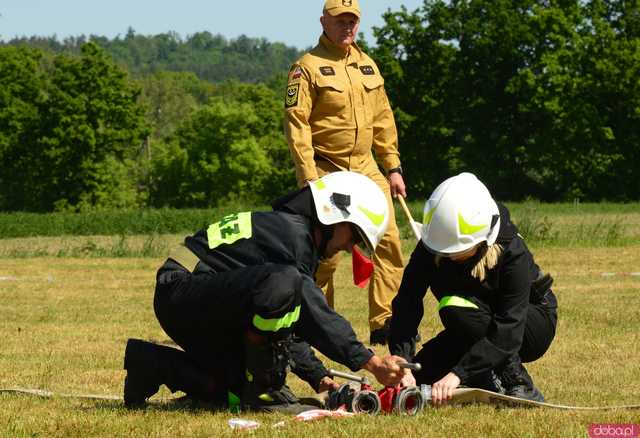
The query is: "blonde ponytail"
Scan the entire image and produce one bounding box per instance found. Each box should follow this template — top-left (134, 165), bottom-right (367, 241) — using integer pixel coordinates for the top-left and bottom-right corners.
top-left (470, 244), bottom-right (503, 282)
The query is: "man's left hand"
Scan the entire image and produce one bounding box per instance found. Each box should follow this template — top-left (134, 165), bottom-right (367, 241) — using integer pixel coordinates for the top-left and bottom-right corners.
top-left (388, 173), bottom-right (407, 198)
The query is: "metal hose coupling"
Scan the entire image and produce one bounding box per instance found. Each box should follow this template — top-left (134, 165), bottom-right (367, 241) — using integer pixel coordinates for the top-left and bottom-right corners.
top-left (420, 384), bottom-right (432, 407)
top-left (327, 383), bottom-right (381, 415)
top-left (393, 385), bottom-right (425, 415)
top-left (351, 389), bottom-right (382, 415)
top-left (378, 385), bottom-right (425, 415)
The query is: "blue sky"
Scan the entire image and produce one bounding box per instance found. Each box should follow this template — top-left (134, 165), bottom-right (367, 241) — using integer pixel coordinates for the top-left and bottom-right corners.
top-left (0, 1), bottom-right (424, 49)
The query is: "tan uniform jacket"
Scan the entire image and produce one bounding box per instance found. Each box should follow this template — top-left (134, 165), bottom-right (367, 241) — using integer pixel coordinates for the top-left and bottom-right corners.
top-left (284, 34), bottom-right (401, 183)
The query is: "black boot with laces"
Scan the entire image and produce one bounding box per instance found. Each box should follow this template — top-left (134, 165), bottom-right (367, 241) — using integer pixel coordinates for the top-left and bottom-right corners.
top-left (497, 355), bottom-right (545, 402)
top-left (242, 338), bottom-right (315, 414)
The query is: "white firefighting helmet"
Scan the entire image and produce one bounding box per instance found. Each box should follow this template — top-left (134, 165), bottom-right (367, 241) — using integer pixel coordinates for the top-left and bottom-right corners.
top-left (309, 171), bottom-right (389, 252)
top-left (421, 172), bottom-right (500, 255)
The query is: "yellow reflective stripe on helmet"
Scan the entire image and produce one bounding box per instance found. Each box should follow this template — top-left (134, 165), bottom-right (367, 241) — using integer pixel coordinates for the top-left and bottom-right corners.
top-left (314, 180), bottom-right (327, 190)
top-left (358, 205), bottom-right (385, 226)
top-left (252, 305), bottom-right (301, 332)
top-left (438, 295), bottom-right (479, 312)
top-left (458, 213), bottom-right (487, 235)
top-left (423, 206), bottom-right (436, 225)
top-left (207, 212), bottom-right (252, 249)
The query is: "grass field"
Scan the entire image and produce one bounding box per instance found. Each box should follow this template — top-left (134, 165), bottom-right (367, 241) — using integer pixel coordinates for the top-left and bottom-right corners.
top-left (1, 206), bottom-right (639, 437)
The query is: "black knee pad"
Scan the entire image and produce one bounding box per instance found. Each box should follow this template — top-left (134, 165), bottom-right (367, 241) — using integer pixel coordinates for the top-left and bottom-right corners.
top-left (250, 266), bottom-right (302, 340)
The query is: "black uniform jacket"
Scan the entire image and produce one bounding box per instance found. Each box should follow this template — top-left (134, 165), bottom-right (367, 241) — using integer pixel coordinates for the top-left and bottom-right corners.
top-left (388, 204), bottom-right (543, 381)
top-left (184, 210), bottom-right (373, 380)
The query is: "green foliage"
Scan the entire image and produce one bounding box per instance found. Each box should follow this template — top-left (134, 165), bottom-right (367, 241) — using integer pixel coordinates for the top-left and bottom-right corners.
top-left (0, 46), bottom-right (47, 209)
top-left (137, 71), bottom-right (215, 140)
top-left (148, 82), bottom-right (295, 207)
top-left (3, 30), bottom-right (304, 84)
top-left (3, 5), bottom-right (639, 207)
top-left (372, 0), bottom-right (640, 201)
top-left (1, 202), bottom-right (638, 253)
top-left (0, 43), bottom-right (149, 212)
top-left (0, 205), bottom-right (264, 238)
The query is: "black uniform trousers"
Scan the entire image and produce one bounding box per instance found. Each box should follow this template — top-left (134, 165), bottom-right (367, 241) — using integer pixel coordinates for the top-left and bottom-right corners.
top-left (153, 259), bottom-right (303, 395)
top-left (413, 292), bottom-right (558, 385)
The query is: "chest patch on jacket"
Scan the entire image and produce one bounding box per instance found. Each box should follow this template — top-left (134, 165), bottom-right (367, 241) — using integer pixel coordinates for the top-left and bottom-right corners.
top-left (319, 66), bottom-right (335, 76)
top-left (285, 83), bottom-right (300, 108)
top-left (359, 65), bottom-right (375, 75)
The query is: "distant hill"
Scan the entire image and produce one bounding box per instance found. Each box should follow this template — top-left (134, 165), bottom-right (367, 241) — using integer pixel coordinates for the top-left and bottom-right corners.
top-left (2, 28), bottom-right (304, 83)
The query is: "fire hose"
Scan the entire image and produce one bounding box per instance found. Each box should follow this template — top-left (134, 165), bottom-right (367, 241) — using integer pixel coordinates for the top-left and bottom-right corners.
top-left (3, 363), bottom-right (639, 412)
top-left (324, 365), bottom-right (640, 413)
top-left (326, 363), bottom-right (425, 415)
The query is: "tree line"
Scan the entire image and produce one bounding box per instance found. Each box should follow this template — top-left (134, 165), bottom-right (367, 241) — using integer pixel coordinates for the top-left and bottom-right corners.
top-left (3, 28), bottom-right (303, 84)
top-left (0, 42), bottom-right (292, 212)
top-left (1, 0), bottom-right (638, 213)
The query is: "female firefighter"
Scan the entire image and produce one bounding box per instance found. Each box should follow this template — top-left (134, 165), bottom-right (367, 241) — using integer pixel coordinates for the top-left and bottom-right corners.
top-left (123, 171), bottom-right (406, 413)
top-left (388, 172), bottom-right (558, 405)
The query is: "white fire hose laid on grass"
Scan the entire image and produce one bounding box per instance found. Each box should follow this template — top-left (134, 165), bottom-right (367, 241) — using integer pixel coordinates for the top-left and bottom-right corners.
top-left (3, 198), bottom-right (638, 412)
top-left (2, 382), bottom-right (640, 412)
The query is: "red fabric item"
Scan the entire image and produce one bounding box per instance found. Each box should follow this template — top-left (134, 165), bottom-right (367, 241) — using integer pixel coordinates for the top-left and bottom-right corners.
top-left (352, 245), bottom-right (374, 288)
top-left (377, 386), bottom-right (398, 414)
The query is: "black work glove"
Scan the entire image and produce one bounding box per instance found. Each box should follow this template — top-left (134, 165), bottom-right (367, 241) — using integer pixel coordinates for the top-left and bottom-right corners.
top-left (530, 272), bottom-right (553, 304)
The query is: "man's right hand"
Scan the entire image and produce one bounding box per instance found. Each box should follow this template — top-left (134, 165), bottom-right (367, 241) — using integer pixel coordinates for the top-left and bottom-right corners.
top-left (362, 354), bottom-right (405, 387)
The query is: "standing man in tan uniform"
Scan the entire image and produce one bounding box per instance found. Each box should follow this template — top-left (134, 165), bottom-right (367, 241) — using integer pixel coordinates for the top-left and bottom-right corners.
top-left (284, 0), bottom-right (406, 345)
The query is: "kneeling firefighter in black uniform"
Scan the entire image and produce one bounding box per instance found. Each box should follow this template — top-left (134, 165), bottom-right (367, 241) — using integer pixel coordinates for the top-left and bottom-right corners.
top-left (388, 172), bottom-right (558, 404)
top-left (123, 171), bottom-right (407, 413)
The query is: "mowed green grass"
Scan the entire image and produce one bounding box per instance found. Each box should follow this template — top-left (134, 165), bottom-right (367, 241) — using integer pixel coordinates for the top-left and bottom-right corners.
top-left (1, 209), bottom-right (639, 437)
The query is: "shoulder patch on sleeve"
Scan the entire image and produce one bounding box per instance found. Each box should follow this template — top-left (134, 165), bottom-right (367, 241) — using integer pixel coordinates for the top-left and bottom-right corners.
top-left (285, 83), bottom-right (300, 108)
top-left (288, 64), bottom-right (303, 82)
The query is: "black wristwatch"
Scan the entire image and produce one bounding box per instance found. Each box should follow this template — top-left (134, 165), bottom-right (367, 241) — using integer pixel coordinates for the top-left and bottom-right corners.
top-left (387, 166), bottom-right (403, 176)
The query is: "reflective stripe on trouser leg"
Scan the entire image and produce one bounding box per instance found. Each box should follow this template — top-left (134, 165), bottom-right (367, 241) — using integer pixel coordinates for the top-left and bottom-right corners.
top-left (365, 167), bottom-right (404, 331)
top-left (437, 296), bottom-right (479, 312)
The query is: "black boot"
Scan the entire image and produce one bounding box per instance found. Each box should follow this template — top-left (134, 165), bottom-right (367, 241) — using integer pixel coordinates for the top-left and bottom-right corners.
top-left (242, 339), bottom-right (314, 414)
top-left (464, 370), bottom-right (504, 394)
top-left (497, 355), bottom-right (545, 402)
top-left (123, 338), bottom-right (220, 408)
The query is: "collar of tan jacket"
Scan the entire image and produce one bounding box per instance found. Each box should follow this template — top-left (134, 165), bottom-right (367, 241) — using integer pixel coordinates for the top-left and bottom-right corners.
top-left (318, 33), bottom-right (363, 63)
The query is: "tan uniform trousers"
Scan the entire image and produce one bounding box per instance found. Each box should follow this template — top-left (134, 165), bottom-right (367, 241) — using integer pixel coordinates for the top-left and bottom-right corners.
top-left (309, 160), bottom-right (404, 331)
